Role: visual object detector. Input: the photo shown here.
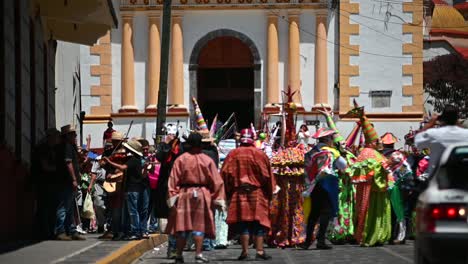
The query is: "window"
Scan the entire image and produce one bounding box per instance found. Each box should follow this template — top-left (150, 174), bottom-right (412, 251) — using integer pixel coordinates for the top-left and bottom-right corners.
top-left (370, 90), bottom-right (392, 108)
top-left (439, 146), bottom-right (468, 190)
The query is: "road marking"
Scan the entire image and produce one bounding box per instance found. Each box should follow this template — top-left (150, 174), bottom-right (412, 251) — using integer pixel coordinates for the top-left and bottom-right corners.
top-left (379, 246), bottom-right (412, 263)
top-left (51, 241), bottom-right (103, 264)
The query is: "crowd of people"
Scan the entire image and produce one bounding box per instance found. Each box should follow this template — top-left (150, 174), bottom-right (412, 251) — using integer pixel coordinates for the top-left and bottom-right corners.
top-left (32, 103), bottom-right (468, 263)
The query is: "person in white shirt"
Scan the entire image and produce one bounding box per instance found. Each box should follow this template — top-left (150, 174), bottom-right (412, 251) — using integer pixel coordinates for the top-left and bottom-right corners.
top-left (297, 124), bottom-right (311, 146)
top-left (415, 105), bottom-right (468, 177)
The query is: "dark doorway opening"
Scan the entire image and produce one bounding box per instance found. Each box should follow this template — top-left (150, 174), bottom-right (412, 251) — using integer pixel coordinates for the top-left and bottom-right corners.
top-left (196, 36), bottom-right (254, 129)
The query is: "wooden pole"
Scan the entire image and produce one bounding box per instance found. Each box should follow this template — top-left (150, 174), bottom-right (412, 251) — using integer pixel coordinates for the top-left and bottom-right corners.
top-left (155, 0), bottom-right (172, 143)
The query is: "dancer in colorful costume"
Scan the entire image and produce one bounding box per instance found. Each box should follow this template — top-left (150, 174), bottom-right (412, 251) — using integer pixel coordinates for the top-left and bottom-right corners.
top-left (380, 132), bottom-right (414, 244)
top-left (317, 107), bottom-right (357, 244)
top-left (387, 151), bottom-right (414, 244)
top-left (345, 104), bottom-right (393, 246)
top-left (300, 128), bottom-right (347, 250)
top-left (268, 87), bottom-right (306, 247)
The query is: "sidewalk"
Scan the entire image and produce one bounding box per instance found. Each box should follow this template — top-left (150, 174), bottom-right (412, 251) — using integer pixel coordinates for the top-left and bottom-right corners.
top-left (0, 234), bottom-right (167, 264)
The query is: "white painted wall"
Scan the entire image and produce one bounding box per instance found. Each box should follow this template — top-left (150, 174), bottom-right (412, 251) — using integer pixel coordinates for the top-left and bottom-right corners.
top-left (349, 0), bottom-right (414, 112)
top-left (55, 41), bottom-right (81, 128)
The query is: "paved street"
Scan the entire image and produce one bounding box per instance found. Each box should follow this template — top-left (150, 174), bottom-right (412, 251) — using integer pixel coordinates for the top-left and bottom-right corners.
top-left (135, 241), bottom-right (414, 264)
top-left (0, 234), bottom-right (127, 264)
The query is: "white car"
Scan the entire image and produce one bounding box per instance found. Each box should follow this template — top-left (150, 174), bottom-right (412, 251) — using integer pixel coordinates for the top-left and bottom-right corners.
top-left (415, 143), bottom-right (468, 264)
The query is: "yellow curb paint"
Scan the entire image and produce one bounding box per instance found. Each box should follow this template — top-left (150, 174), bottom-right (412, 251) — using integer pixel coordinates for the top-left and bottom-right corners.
top-left (96, 234), bottom-right (168, 264)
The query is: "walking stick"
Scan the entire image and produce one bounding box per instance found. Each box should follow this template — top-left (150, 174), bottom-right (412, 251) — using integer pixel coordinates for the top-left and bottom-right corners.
top-left (74, 195), bottom-right (82, 228)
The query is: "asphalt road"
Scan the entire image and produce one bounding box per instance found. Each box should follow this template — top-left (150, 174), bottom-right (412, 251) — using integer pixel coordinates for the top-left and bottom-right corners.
top-left (134, 241), bottom-right (414, 264)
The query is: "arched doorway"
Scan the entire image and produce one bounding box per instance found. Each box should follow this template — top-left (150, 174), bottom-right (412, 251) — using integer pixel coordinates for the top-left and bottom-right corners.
top-left (189, 29), bottom-right (261, 130)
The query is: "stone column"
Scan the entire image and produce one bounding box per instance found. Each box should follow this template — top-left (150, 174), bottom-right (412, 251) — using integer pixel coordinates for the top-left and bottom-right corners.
top-left (146, 12), bottom-right (161, 112)
top-left (288, 10), bottom-right (301, 105)
top-left (120, 13), bottom-right (138, 112)
top-left (313, 11), bottom-right (329, 109)
top-left (265, 13), bottom-right (279, 112)
top-left (169, 13), bottom-right (186, 111)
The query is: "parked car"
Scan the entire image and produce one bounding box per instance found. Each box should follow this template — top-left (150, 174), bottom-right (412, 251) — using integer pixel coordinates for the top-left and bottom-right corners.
top-left (415, 143), bottom-right (468, 264)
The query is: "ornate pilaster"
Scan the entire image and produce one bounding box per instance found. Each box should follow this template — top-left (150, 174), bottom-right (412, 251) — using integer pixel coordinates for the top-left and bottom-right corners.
top-left (146, 12), bottom-right (161, 112)
top-left (265, 13), bottom-right (280, 113)
top-left (119, 12), bottom-right (138, 112)
top-left (169, 12), bottom-right (186, 112)
top-left (288, 10), bottom-right (302, 106)
top-left (313, 10), bottom-right (330, 109)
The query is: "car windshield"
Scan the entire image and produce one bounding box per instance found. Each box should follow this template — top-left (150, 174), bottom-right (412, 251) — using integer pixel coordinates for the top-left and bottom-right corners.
top-left (438, 146), bottom-right (468, 190)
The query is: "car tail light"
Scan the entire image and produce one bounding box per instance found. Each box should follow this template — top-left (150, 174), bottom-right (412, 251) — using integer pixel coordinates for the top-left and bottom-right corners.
top-left (417, 204), bottom-right (467, 233)
top-left (447, 208), bottom-right (457, 218)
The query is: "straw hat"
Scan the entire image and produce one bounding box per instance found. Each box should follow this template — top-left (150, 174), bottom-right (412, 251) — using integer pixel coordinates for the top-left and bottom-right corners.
top-left (136, 137), bottom-right (150, 147)
top-left (123, 139), bottom-right (143, 157)
top-left (111, 131), bottom-right (124, 141)
top-left (60, 124), bottom-right (76, 135)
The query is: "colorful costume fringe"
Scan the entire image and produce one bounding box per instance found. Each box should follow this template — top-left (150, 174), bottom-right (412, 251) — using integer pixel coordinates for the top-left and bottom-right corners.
top-left (347, 148), bottom-right (393, 246)
top-left (328, 150), bottom-right (357, 243)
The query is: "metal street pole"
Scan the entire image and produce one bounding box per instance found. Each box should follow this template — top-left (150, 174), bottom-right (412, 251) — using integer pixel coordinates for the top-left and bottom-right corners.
top-left (155, 0), bottom-right (172, 144)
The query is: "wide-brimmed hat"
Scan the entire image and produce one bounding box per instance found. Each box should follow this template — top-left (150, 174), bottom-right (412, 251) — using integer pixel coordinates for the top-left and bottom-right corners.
top-left (240, 128), bottom-right (254, 145)
top-left (312, 127), bottom-right (336, 139)
top-left (135, 137), bottom-right (150, 147)
top-left (123, 139), bottom-right (143, 157)
top-left (111, 131), bottom-right (124, 141)
top-left (381, 132), bottom-right (398, 145)
top-left (61, 124), bottom-right (76, 135)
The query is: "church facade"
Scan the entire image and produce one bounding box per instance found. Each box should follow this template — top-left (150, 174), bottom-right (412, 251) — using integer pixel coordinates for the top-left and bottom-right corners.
top-left (81, 0), bottom-right (425, 148)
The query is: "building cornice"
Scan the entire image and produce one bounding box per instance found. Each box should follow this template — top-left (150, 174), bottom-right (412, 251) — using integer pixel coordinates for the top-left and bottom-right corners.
top-left (120, 0), bottom-right (326, 11)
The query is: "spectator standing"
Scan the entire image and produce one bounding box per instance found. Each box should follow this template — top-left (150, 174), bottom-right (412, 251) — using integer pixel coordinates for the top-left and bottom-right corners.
top-left (221, 128), bottom-right (276, 260)
top-left (54, 124), bottom-right (86, 241)
top-left (102, 120), bottom-right (115, 147)
top-left (88, 155), bottom-right (107, 233)
top-left (104, 139), bottom-right (149, 240)
top-left (415, 105), bottom-right (468, 177)
top-left (166, 133), bottom-right (225, 264)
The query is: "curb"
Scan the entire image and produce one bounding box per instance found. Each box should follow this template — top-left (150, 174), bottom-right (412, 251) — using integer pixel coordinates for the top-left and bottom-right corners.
top-left (96, 234), bottom-right (168, 264)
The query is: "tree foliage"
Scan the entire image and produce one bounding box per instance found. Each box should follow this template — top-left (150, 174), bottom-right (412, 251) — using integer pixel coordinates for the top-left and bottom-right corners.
top-left (423, 54), bottom-right (468, 119)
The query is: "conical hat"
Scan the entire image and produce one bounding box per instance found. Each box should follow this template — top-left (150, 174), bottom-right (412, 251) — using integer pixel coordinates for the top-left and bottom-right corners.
top-left (361, 115), bottom-right (379, 144)
top-left (345, 122), bottom-right (361, 148)
top-left (324, 115), bottom-right (344, 143)
top-left (192, 97), bottom-right (209, 132)
top-left (345, 102), bottom-right (378, 144)
top-left (381, 132), bottom-right (398, 145)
